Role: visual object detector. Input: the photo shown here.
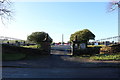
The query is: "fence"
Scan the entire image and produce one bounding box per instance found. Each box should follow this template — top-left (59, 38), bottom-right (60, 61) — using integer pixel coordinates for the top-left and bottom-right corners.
top-left (89, 35), bottom-right (120, 45)
top-left (0, 36), bottom-right (25, 45)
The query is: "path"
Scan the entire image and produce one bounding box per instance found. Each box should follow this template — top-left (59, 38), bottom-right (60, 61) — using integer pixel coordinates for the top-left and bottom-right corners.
top-left (2, 50), bottom-right (120, 79)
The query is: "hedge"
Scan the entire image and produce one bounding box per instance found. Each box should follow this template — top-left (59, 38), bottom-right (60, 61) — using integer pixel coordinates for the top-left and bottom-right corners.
top-left (74, 47), bottom-right (101, 56)
top-left (2, 44), bottom-right (50, 55)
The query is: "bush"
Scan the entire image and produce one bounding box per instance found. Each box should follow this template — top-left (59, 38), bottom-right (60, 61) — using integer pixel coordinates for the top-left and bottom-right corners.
top-left (2, 44), bottom-right (50, 55)
top-left (74, 47), bottom-right (101, 56)
top-left (100, 44), bottom-right (120, 54)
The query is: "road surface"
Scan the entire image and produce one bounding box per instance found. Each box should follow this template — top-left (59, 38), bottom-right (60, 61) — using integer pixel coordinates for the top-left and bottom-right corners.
top-left (2, 50), bottom-right (120, 79)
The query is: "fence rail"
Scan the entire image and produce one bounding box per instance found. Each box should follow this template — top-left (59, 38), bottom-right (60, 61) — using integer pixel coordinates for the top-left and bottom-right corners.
top-left (89, 35), bottom-right (120, 45)
top-left (0, 36), bottom-right (22, 41)
top-left (95, 36), bottom-right (120, 42)
top-left (1, 35), bottom-right (120, 45)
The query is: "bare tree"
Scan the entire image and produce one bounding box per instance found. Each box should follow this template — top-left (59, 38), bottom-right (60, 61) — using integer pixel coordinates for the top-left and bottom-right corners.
top-left (107, 0), bottom-right (120, 12)
top-left (0, 0), bottom-right (12, 25)
top-left (107, 0), bottom-right (120, 42)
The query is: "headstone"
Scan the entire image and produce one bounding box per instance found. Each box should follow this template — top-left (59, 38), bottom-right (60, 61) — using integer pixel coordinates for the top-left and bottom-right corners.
top-left (80, 43), bottom-right (86, 49)
top-left (94, 42), bottom-right (98, 45)
top-left (105, 41), bottom-right (110, 46)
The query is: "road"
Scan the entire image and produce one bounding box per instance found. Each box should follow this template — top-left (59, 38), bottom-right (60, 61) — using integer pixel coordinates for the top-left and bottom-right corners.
top-left (2, 50), bottom-right (120, 79)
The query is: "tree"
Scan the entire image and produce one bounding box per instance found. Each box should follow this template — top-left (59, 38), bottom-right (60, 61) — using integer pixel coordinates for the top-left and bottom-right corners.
top-left (70, 29), bottom-right (95, 44)
top-left (107, 0), bottom-right (120, 42)
top-left (27, 32), bottom-right (53, 49)
top-left (107, 0), bottom-right (120, 12)
top-left (0, 0), bottom-right (12, 25)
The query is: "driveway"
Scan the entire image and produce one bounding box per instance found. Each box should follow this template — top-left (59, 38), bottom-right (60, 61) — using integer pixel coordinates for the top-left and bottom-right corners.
top-left (2, 50), bottom-right (120, 79)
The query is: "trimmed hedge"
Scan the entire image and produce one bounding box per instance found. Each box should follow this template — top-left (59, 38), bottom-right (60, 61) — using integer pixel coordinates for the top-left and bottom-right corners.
top-left (74, 47), bottom-right (101, 56)
top-left (2, 44), bottom-right (50, 55)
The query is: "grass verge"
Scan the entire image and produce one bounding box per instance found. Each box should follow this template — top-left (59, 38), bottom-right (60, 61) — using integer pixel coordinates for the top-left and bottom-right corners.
top-left (90, 53), bottom-right (120, 61)
top-left (76, 53), bottom-right (120, 61)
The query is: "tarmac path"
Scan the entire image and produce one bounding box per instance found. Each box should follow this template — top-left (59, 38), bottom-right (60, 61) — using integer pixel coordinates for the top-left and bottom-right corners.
top-left (2, 50), bottom-right (120, 79)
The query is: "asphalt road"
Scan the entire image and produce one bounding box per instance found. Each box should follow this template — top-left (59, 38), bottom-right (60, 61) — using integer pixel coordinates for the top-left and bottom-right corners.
top-left (2, 50), bottom-right (120, 79)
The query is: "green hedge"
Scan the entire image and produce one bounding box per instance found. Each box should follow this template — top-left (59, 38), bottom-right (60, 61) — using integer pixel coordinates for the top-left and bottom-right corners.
top-left (74, 47), bottom-right (101, 56)
top-left (2, 44), bottom-right (50, 55)
top-left (2, 44), bottom-right (50, 61)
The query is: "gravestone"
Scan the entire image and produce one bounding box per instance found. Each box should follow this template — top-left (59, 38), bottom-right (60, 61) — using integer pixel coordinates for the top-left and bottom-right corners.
top-left (104, 41), bottom-right (110, 46)
top-left (80, 43), bottom-right (86, 49)
top-left (94, 42), bottom-right (98, 45)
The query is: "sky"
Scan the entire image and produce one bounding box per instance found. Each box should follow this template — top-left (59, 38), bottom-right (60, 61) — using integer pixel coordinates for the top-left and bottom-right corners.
top-left (0, 1), bottom-right (118, 43)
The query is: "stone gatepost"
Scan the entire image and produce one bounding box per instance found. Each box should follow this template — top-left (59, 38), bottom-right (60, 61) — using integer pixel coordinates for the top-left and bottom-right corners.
top-left (41, 33), bottom-right (52, 55)
top-left (71, 35), bottom-right (87, 56)
top-left (71, 35), bottom-right (80, 56)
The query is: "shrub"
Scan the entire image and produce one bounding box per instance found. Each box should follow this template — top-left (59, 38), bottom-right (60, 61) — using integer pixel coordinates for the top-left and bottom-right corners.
top-left (100, 44), bottom-right (120, 54)
top-left (2, 44), bottom-right (50, 55)
top-left (74, 47), bottom-right (101, 56)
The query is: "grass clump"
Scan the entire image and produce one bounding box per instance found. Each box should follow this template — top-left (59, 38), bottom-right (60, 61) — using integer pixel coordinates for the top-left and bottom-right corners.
top-left (88, 45), bottom-right (105, 47)
top-left (22, 45), bottom-right (39, 48)
top-left (90, 53), bottom-right (120, 60)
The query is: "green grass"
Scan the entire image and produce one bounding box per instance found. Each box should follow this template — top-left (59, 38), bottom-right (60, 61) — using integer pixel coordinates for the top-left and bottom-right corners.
top-left (87, 45), bottom-right (105, 47)
top-left (22, 45), bottom-right (38, 48)
top-left (76, 53), bottom-right (120, 61)
top-left (75, 55), bottom-right (91, 59)
top-left (2, 53), bottom-right (26, 61)
top-left (90, 53), bottom-right (120, 60)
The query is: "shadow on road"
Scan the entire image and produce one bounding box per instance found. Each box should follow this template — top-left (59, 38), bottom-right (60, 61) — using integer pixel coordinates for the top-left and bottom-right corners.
top-left (2, 50), bottom-right (120, 78)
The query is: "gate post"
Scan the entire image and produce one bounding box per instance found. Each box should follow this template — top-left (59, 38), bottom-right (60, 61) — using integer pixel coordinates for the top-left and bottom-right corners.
top-left (71, 35), bottom-right (80, 56)
top-left (42, 33), bottom-right (52, 55)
